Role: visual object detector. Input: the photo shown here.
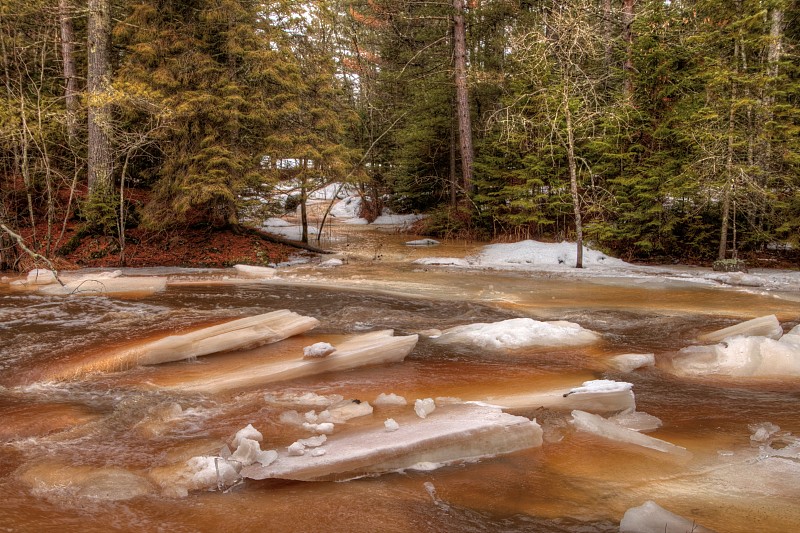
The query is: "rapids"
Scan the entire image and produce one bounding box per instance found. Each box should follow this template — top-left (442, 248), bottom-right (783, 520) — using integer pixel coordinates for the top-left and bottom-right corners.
top-left (1, 226), bottom-right (799, 532)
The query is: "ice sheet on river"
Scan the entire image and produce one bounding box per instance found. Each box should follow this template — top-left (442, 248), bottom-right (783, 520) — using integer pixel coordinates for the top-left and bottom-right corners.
top-left (434, 318), bottom-right (599, 350)
top-left (672, 323), bottom-right (800, 377)
top-left (12, 269), bottom-right (167, 296)
top-left (171, 329), bottom-right (418, 393)
top-left (137, 310), bottom-right (320, 365)
top-left (240, 403), bottom-right (542, 481)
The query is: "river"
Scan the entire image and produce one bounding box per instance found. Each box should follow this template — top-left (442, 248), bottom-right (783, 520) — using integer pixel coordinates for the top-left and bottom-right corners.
top-left (1, 227), bottom-right (799, 532)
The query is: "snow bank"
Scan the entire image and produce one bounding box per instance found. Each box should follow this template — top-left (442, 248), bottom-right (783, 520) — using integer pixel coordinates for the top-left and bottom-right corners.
top-left (263, 217), bottom-right (292, 227)
top-left (474, 240), bottom-right (627, 269)
top-left (262, 225), bottom-right (318, 240)
top-left (434, 318), bottom-right (599, 350)
top-left (172, 329), bottom-right (418, 393)
top-left (136, 310), bottom-right (320, 365)
top-left (620, 501), bottom-right (717, 533)
top-left (240, 403), bottom-right (542, 481)
top-left (330, 196), bottom-right (362, 218)
top-left (672, 323), bottom-right (800, 377)
top-left (571, 410), bottom-right (690, 458)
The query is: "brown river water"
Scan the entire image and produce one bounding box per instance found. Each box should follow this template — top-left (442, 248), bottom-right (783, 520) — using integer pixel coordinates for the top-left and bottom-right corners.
top-left (1, 226), bottom-right (799, 532)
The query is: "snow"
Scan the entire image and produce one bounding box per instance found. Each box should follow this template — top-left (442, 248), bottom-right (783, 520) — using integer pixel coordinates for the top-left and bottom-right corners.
top-left (570, 410), bottom-right (691, 458)
top-left (620, 501), bottom-right (716, 533)
top-left (319, 258), bottom-right (343, 268)
top-left (372, 214), bottom-right (424, 226)
top-left (330, 196), bottom-right (362, 218)
top-left (262, 224), bottom-right (318, 240)
top-left (303, 342), bottom-right (336, 358)
top-left (263, 217), bottom-right (292, 227)
top-left (240, 403), bottom-right (542, 482)
top-left (474, 240), bottom-right (627, 269)
top-left (434, 318), bottom-right (599, 350)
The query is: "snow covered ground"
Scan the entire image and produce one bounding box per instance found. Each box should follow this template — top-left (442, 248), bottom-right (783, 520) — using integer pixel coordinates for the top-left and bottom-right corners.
top-left (409, 239), bottom-right (800, 295)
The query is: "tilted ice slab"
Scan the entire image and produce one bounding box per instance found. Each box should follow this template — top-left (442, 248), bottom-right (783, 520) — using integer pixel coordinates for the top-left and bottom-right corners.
top-left (136, 310), bottom-right (320, 365)
top-left (672, 324), bottom-right (800, 377)
top-left (434, 318), bottom-right (599, 350)
top-left (173, 329), bottom-right (418, 393)
top-left (486, 380), bottom-right (636, 415)
top-left (487, 380), bottom-right (636, 415)
top-left (608, 353), bottom-right (655, 372)
top-left (697, 314), bottom-right (783, 343)
top-left (620, 500), bottom-right (717, 533)
top-left (571, 410), bottom-right (690, 458)
top-left (240, 403), bottom-right (542, 481)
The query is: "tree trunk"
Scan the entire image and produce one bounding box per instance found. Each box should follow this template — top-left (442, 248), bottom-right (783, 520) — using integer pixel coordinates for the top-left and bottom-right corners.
top-left (603, 0), bottom-right (612, 76)
top-left (87, 0), bottom-right (113, 195)
top-left (622, 0), bottom-right (635, 100)
top-left (452, 0), bottom-right (474, 195)
top-left (59, 0), bottom-right (78, 145)
top-left (300, 173), bottom-right (309, 244)
top-left (718, 42), bottom-right (738, 261)
top-left (564, 84), bottom-right (583, 269)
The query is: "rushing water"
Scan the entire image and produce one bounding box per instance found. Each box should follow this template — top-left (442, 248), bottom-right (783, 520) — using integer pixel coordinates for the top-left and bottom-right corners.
top-left (1, 229), bottom-right (799, 532)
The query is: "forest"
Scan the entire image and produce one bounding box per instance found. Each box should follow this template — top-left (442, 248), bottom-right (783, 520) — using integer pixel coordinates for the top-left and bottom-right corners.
top-left (0, 0), bottom-right (798, 270)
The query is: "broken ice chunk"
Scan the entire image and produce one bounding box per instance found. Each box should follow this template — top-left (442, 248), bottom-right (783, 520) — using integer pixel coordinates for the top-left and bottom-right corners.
top-left (232, 424), bottom-right (263, 448)
top-left (749, 422), bottom-right (781, 444)
top-left (608, 353), bottom-right (655, 372)
top-left (414, 398), bottom-right (436, 419)
top-left (310, 448), bottom-right (326, 457)
top-left (620, 500), bottom-right (717, 533)
top-left (302, 422), bottom-right (334, 434)
top-left (298, 435), bottom-right (327, 448)
top-left (256, 449), bottom-right (278, 467)
top-left (230, 438), bottom-right (266, 466)
top-left (373, 393), bottom-right (408, 407)
top-left (609, 409), bottom-right (663, 433)
top-left (240, 403), bottom-right (542, 482)
top-left (673, 333), bottom-right (800, 377)
top-left (571, 410), bottom-right (690, 458)
top-left (697, 314), bottom-right (783, 343)
top-left (384, 419), bottom-right (400, 432)
top-left (328, 400), bottom-right (373, 422)
top-left (434, 318), bottom-right (599, 350)
top-left (186, 456), bottom-right (239, 489)
top-left (303, 342), bottom-right (336, 358)
top-left (287, 442), bottom-right (306, 456)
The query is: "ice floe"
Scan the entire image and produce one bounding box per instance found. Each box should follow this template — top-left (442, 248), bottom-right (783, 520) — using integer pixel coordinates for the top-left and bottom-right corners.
top-left (697, 314), bottom-right (783, 343)
top-left (608, 353), bottom-right (656, 372)
top-left (406, 239), bottom-right (440, 246)
top-left (136, 310), bottom-right (320, 365)
top-left (17, 269), bottom-right (168, 297)
top-left (488, 379), bottom-right (636, 415)
top-left (232, 264), bottom-right (277, 278)
top-left (671, 322), bottom-right (800, 377)
top-left (433, 318), bottom-right (599, 350)
top-left (240, 403), bottom-right (542, 481)
top-left (171, 330), bottom-right (418, 393)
